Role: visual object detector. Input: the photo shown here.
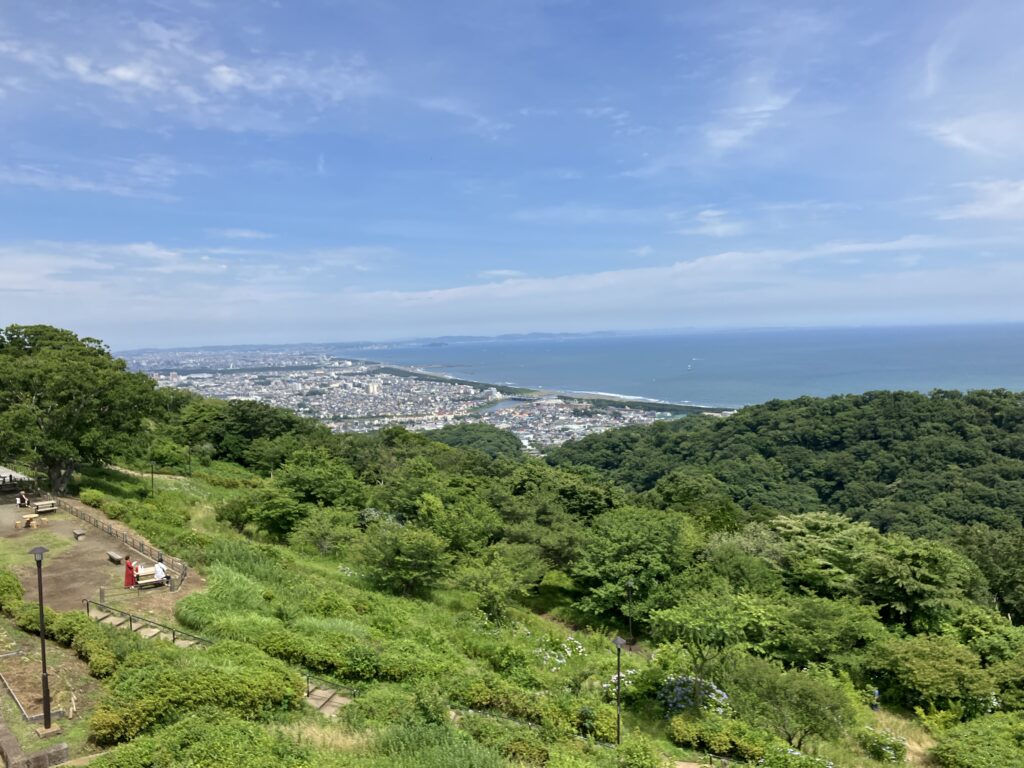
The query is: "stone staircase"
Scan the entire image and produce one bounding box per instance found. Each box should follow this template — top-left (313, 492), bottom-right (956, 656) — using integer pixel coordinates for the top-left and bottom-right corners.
top-left (86, 603), bottom-right (351, 716)
top-left (304, 683), bottom-right (352, 718)
top-left (90, 608), bottom-right (202, 648)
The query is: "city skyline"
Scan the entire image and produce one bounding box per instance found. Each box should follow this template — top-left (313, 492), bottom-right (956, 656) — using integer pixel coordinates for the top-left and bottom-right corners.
top-left (2, 1), bottom-right (1024, 348)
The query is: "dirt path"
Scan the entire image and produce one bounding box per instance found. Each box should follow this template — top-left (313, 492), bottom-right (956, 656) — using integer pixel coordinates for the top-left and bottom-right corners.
top-left (108, 465), bottom-right (188, 482)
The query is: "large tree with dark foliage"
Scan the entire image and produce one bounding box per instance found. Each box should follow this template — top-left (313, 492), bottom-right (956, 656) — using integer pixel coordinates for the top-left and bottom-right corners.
top-left (0, 325), bottom-right (154, 493)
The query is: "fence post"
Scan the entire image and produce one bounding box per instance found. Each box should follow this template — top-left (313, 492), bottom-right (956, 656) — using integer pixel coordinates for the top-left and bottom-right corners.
top-left (128, 615), bottom-right (133, 632)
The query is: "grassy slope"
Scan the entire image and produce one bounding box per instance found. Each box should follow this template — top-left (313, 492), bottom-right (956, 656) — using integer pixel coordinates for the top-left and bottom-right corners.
top-left (62, 464), bottom-right (919, 768)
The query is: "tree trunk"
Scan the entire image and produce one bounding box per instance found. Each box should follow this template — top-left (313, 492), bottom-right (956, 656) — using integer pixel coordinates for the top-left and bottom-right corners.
top-left (46, 461), bottom-right (75, 495)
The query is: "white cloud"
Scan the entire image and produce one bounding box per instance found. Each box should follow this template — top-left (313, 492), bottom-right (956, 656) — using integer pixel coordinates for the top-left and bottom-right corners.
top-left (704, 74), bottom-right (797, 152)
top-left (941, 180), bottom-right (1024, 220)
top-left (0, 18), bottom-right (380, 132)
top-left (926, 111), bottom-right (1024, 156)
top-left (678, 209), bottom-right (746, 237)
top-left (6, 233), bottom-right (1013, 348)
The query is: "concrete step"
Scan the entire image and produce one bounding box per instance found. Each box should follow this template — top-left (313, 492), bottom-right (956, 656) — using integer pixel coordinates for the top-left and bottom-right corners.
top-left (304, 688), bottom-right (352, 718)
top-left (319, 695), bottom-right (352, 717)
top-left (306, 688), bottom-right (333, 707)
top-left (136, 627), bottom-right (162, 639)
top-left (174, 638), bottom-right (197, 648)
top-left (90, 612), bottom-right (111, 623)
top-left (100, 615), bottom-right (127, 628)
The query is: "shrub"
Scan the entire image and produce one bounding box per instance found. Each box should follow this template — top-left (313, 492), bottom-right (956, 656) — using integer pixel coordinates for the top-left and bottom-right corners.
top-left (50, 611), bottom-right (94, 644)
top-left (79, 489), bottom-right (106, 509)
top-left (90, 641), bottom-right (303, 744)
top-left (89, 709), bottom-right (311, 768)
top-left (932, 712), bottom-right (1024, 768)
top-left (0, 569), bottom-right (24, 614)
top-left (373, 722), bottom-right (505, 768)
top-left (658, 675), bottom-right (730, 715)
top-left (667, 713), bottom-right (770, 762)
top-left (857, 727), bottom-right (907, 763)
top-left (461, 713), bottom-right (550, 766)
top-left (363, 521), bottom-right (452, 596)
top-left (617, 731), bottom-right (665, 768)
top-left (576, 702), bottom-right (618, 743)
top-left (13, 602), bottom-right (57, 635)
top-left (756, 745), bottom-right (836, 768)
top-left (342, 684), bottom-right (419, 728)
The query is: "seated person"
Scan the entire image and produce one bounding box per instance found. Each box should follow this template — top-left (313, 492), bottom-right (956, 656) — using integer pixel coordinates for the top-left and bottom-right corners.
top-left (16, 492), bottom-right (29, 508)
top-left (154, 560), bottom-right (169, 585)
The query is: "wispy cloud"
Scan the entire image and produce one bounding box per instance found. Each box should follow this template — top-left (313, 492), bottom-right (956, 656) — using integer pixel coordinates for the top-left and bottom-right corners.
top-left (925, 111), bottom-right (1024, 156)
top-left (580, 104), bottom-right (643, 136)
top-left (0, 18), bottom-right (380, 132)
top-left (0, 154), bottom-right (195, 199)
top-left (417, 97), bottom-right (509, 138)
top-left (9, 233), bottom-right (1011, 347)
top-left (941, 180), bottom-right (1024, 220)
top-left (678, 209), bottom-right (746, 237)
top-left (704, 74), bottom-right (797, 152)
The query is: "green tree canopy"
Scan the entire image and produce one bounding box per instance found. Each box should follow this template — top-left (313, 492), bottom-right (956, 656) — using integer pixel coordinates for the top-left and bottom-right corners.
top-left (0, 325), bottom-right (154, 493)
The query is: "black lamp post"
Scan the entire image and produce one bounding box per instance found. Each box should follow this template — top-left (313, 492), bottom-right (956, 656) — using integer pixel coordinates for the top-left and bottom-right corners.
top-left (625, 578), bottom-right (634, 645)
top-left (613, 635), bottom-right (627, 745)
top-left (29, 546), bottom-right (51, 729)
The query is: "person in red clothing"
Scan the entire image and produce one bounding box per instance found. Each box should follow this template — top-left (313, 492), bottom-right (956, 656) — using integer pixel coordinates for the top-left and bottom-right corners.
top-left (124, 558), bottom-right (136, 589)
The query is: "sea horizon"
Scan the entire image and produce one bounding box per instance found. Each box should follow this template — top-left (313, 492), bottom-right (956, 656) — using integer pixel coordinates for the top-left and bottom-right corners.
top-left (330, 323), bottom-right (1024, 409)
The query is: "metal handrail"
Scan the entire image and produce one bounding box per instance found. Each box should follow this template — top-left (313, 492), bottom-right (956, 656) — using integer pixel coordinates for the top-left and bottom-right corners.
top-left (304, 672), bottom-right (357, 699)
top-left (83, 599), bottom-right (209, 647)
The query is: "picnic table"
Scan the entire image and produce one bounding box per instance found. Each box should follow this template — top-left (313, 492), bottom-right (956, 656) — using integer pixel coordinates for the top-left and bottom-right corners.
top-left (33, 500), bottom-right (58, 514)
top-left (16, 513), bottom-right (39, 529)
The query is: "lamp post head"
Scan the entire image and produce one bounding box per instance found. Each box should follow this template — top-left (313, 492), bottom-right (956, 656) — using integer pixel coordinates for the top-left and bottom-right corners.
top-left (29, 546), bottom-right (48, 563)
top-left (613, 635), bottom-right (628, 650)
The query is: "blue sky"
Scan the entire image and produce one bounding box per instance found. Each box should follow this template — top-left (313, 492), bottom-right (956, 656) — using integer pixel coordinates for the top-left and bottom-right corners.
top-left (1, 0), bottom-right (1023, 348)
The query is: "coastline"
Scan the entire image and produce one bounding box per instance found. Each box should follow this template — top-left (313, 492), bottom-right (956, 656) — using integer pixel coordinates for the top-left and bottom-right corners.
top-left (376, 362), bottom-right (733, 416)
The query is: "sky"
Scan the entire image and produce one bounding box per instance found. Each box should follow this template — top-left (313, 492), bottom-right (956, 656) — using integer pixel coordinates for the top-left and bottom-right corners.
top-left (2, 0), bottom-right (1024, 349)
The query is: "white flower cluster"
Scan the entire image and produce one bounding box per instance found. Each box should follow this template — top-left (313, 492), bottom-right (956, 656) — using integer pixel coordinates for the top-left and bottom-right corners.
top-left (534, 634), bottom-right (586, 672)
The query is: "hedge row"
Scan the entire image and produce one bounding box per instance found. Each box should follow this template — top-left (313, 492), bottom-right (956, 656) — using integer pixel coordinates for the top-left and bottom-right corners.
top-left (0, 568), bottom-right (136, 677)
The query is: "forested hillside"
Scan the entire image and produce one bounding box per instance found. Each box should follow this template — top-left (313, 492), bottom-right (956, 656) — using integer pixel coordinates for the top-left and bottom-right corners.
top-left (549, 390), bottom-right (1024, 621)
top-left (1, 326), bottom-right (1023, 767)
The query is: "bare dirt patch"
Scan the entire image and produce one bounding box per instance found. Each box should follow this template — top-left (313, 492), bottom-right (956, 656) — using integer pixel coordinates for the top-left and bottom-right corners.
top-left (0, 619), bottom-right (100, 721)
top-left (0, 502), bottom-right (201, 624)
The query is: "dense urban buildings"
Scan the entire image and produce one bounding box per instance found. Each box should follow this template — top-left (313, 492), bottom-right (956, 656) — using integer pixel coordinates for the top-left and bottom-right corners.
top-left (128, 349), bottom-right (679, 450)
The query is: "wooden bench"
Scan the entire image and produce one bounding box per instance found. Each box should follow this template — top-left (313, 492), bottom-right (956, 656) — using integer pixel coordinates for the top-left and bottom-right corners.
top-left (73, 529), bottom-right (86, 541)
top-left (107, 551), bottom-right (126, 564)
top-left (33, 500), bottom-right (58, 514)
top-left (134, 565), bottom-right (169, 589)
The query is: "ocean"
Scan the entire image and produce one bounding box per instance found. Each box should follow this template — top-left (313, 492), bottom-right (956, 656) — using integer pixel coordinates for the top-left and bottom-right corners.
top-left (342, 325), bottom-right (1024, 409)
